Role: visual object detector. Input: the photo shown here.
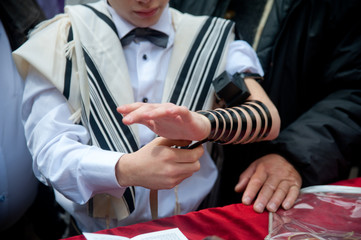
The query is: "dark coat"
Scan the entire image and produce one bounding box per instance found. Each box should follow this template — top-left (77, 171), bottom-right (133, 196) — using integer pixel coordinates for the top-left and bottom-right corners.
top-left (258, 0), bottom-right (361, 185)
top-left (0, 0), bottom-right (45, 50)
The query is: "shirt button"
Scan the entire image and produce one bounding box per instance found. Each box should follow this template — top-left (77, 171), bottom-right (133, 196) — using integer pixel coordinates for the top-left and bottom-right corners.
top-left (142, 97), bottom-right (148, 103)
top-left (142, 54), bottom-right (147, 60)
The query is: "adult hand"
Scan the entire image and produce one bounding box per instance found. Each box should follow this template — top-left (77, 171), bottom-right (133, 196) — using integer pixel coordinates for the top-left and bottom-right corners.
top-left (235, 154), bottom-right (301, 213)
top-left (117, 102), bottom-right (210, 141)
top-left (115, 137), bottom-right (203, 190)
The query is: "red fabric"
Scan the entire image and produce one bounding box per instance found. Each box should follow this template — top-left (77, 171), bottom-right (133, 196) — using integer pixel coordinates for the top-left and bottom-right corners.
top-left (63, 177), bottom-right (361, 240)
top-left (63, 204), bottom-right (268, 240)
top-left (331, 176), bottom-right (361, 187)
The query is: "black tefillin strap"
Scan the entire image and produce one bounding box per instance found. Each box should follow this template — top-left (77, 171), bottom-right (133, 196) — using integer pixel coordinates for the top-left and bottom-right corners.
top-left (193, 100), bottom-right (271, 146)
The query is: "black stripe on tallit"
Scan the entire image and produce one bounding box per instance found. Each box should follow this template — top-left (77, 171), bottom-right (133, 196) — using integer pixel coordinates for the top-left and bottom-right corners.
top-left (82, 4), bottom-right (118, 35)
top-left (83, 48), bottom-right (138, 153)
top-left (169, 18), bottom-right (214, 107)
top-left (194, 19), bottom-right (233, 110)
top-left (123, 187), bottom-right (135, 213)
top-left (169, 17), bottom-right (233, 111)
top-left (63, 26), bottom-right (73, 100)
top-left (83, 48), bottom-right (136, 213)
top-left (186, 18), bottom-right (219, 110)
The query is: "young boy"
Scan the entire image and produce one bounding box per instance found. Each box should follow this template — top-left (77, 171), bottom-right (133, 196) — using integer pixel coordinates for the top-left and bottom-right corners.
top-left (14, 0), bottom-right (281, 233)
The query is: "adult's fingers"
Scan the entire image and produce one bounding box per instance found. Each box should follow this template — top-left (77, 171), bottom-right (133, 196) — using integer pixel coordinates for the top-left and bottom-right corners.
top-left (241, 165), bottom-right (267, 206)
top-left (250, 174), bottom-right (281, 213)
top-left (237, 154), bottom-right (302, 213)
top-left (281, 184), bottom-right (300, 210)
top-left (234, 163), bottom-right (256, 194)
top-left (264, 180), bottom-right (291, 212)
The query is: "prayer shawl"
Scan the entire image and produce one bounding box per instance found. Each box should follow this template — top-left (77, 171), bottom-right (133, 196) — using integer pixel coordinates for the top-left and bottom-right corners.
top-left (13, 1), bottom-right (235, 221)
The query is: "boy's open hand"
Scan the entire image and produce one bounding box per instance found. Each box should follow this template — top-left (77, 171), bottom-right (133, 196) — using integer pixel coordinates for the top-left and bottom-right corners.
top-left (117, 102), bottom-right (210, 141)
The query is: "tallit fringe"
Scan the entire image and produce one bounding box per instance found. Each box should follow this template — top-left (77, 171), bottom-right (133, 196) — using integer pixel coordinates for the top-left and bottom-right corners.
top-left (64, 40), bottom-right (76, 60)
top-left (174, 185), bottom-right (181, 215)
top-left (69, 108), bottom-right (82, 124)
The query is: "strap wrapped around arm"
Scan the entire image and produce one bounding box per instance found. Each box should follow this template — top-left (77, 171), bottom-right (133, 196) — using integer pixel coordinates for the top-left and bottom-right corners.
top-left (197, 100), bottom-right (272, 145)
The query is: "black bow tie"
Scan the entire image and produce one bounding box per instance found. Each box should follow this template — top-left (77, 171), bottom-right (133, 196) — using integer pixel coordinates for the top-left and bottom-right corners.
top-left (120, 28), bottom-right (169, 48)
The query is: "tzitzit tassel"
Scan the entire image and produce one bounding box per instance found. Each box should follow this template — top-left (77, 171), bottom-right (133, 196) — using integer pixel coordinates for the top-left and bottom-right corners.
top-left (174, 185), bottom-right (180, 215)
top-left (64, 40), bottom-right (75, 60)
top-left (69, 108), bottom-right (82, 124)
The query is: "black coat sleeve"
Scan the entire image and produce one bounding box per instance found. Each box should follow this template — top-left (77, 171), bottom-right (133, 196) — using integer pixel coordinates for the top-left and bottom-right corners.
top-left (271, 89), bottom-right (361, 186)
top-left (258, 0), bottom-right (361, 186)
top-left (0, 0), bottom-right (45, 50)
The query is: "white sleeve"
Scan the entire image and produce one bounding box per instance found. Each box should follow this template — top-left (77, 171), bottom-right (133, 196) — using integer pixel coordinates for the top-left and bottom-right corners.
top-left (22, 66), bottom-right (127, 204)
top-left (226, 40), bottom-right (264, 76)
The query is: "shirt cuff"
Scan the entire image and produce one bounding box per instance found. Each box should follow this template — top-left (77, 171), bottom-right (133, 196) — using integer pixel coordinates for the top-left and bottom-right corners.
top-left (78, 147), bottom-right (127, 199)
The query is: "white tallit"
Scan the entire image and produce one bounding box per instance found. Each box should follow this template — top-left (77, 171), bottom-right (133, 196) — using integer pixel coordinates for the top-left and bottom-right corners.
top-left (13, 0), bottom-right (234, 222)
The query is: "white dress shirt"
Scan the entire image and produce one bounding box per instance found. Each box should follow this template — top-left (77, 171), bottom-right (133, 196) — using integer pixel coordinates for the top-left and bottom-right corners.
top-left (0, 20), bottom-right (38, 230)
top-left (22, 3), bottom-right (264, 232)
